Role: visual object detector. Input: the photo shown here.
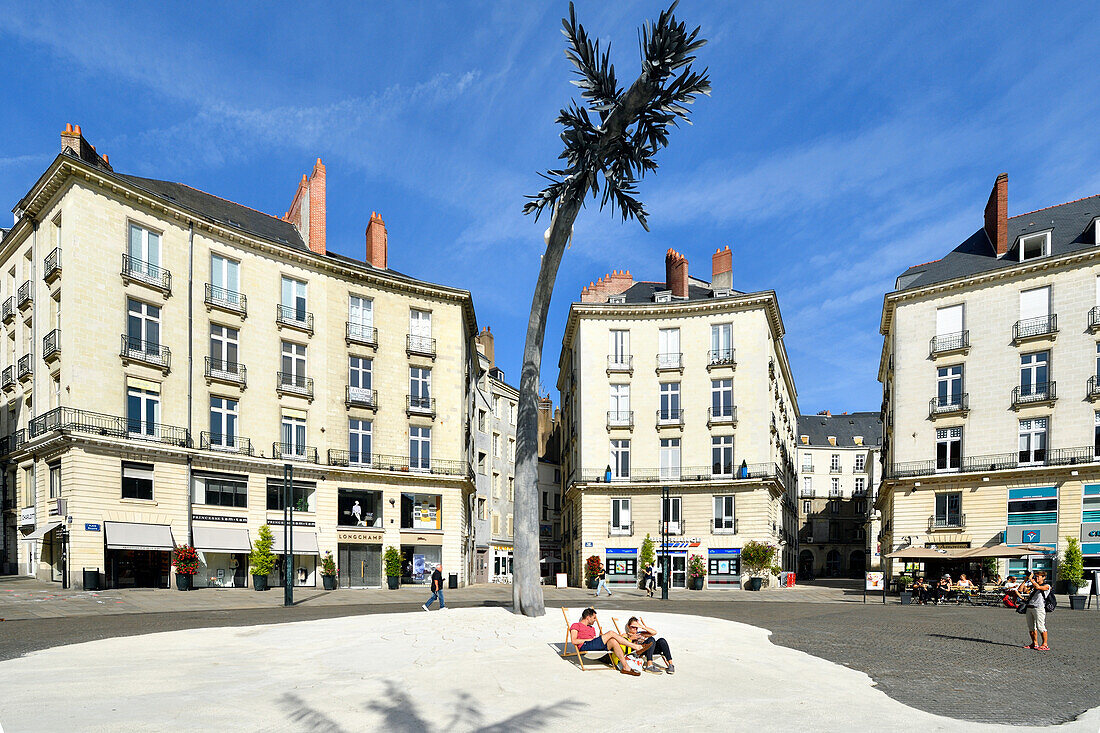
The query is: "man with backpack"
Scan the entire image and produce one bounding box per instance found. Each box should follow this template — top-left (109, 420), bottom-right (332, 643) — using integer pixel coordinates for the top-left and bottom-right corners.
top-left (1015, 570), bottom-right (1052, 651)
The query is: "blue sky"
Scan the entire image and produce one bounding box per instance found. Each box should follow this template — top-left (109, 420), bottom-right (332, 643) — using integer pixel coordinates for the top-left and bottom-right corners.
top-left (2, 2), bottom-right (1099, 413)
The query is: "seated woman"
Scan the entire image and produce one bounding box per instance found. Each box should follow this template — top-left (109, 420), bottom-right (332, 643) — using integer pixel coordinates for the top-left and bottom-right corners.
top-left (623, 616), bottom-right (675, 674)
top-left (1001, 576), bottom-right (1019, 608)
top-left (955, 574), bottom-right (975, 604)
top-left (935, 575), bottom-right (954, 604)
top-left (569, 608), bottom-right (646, 676)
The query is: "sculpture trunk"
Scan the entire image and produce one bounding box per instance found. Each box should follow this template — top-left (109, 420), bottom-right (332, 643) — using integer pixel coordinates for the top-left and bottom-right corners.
top-left (513, 197), bottom-right (581, 617)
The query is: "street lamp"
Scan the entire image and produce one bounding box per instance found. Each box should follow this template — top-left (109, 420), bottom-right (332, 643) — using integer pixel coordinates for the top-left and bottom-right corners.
top-left (283, 463), bottom-right (294, 607)
top-left (660, 484), bottom-right (669, 601)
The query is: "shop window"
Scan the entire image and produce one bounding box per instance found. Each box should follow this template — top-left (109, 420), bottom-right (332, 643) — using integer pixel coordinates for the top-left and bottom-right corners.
top-left (402, 492), bottom-right (442, 530)
top-left (48, 462), bottom-right (60, 499)
top-left (606, 556), bottom-right (637, 578)
top-left (265, 478), bottom-right (316, 512)
top-left (338, 488), bottom-right (382, 527)
top-left (122, 462), bottom-right (154, 500)
top-left (192, 473), bottom-right (247, 508)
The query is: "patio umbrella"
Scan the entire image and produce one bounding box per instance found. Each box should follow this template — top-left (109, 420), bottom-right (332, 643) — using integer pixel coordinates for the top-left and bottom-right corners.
top-left (885, 546), bottom-right (961, 559)
top-left (539, 556), bottom-right (562, 564)
top-left (962, 544), bottom-right (1035, 559)
top-left (1014, 543), bottom-right (1055, 554)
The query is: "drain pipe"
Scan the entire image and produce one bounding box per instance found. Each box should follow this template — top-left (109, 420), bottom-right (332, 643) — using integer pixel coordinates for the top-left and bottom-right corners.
top-left (186, 221), bottom-right (195, 547)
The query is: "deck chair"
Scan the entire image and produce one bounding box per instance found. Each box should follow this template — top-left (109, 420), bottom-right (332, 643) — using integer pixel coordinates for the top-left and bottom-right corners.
top-left (560, 607), bottom-right (617, 671)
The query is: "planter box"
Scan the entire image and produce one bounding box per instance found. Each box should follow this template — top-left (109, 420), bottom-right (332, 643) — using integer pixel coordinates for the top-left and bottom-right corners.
top-left (322, 575), bottom-right (337, 591)
top-left (746, 577), bottom-right (763, 591)
top-left (900, 591), bottom-right (913, 605)
top-left (691, 577), bottom-right (704, 590)
top-left (175, 574), bottom-right (192, 591)
top-left (1069, 594), bottom-right (1086, 611)
top-left (253, 574), bottom-right (268, 591)
top-left (387, 576), bottom-right (400, 590)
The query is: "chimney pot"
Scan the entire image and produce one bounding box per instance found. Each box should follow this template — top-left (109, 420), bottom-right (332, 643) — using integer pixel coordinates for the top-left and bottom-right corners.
top-left (74, 125), bottom-right (81, 136)
top-left (365, 212), bottom-right (388, 269)
top-left (665, 248), bottom-right (689, 298)
top-left (64, 123), bottom-right (72, 133)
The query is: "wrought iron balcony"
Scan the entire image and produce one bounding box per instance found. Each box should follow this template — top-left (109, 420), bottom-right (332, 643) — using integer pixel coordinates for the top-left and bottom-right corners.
top-left (367, 453), bottom-right (467, 476)
top-left (656, 352), bottom-right (683, 371)
top-left (406, 395), bottom-right (436, 417)
top-left (801, 464), bottom-right (814, 473)
top-left (929, 393), bottom-right (969, 417)
top-left (17, 280), bottom-right (32, 310)
top-left (29, 406), bottom-right (192, 447)
top-left (799, 489), bottom-right (816, 498)
top-left (887, 444), bottom-right (1099, 479)
top-left (1, 366), bottom-right (13, 391)
top-left (272, 442), bottom-right (318, 463)
top-left (406, 334), bottom-right (436, 358)
top-left (1012, 314), bottom-right (1057, 343)
top-left (327, 448), bottom-right (374, 468)
top-left (606, 410), bottom-right (634, 429)
top-left (829, 488), bottom-right (843, 497)
top-left (205, 357), bottom-right (246, 386)
top-left (346, 322), bottom-right (377, 347)
top-left (829, 465), bottom-right (843, 474)
top-left (608, 521), bottom-right (633, 537)
top-left (346, 385), bottom-right (377, 409)
top-left (707, 348), bottom-right (736, 368)
top-left (929, 330), bottom-right (969, 356)
top-left (276, 304), bottom-right (313, 334)
top-left (200, 431), bottom-right (254, 456)
top-left (1089, 375), bottom-right (1100, 401)
top-left (928, 513), bottom-right (966, 531)
top-left (707, 406), bottom-right (737, 426)
top-left (656, 408), bottom-right (684, 427)
top-left (121, 254), bottom-right (172, 294)
top-left (606, 354), bottom-right (633, 373)
top-left (42, 329), bottom-right (60, 362)
top-left (276, 371), bottom-right (313, 399)
top-left (1, 297), bottom-right (12, 322)
top-left (1090, 306), bottom-right (1100, 333)
top-left (581, 462), bottom-right (784, 485)
top-left (120, 335), bottom-right (171, 371)
top-left (712, 518), bottom-right (737, 535)
top-left (204, 284), bottom-right (247, 316)
top-left (16, 355), bottom-right (31, 382)
top-left (1012, 381), bottom-right (1056, 408)
top-left (43, 247), bottom-right (61, 283)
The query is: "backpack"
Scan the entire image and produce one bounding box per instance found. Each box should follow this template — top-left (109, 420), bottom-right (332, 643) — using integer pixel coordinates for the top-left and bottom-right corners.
top-left (1044, 592), bottom-right (1057, 613)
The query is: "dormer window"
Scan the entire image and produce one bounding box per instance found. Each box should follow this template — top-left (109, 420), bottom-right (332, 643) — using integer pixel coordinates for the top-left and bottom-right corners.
top-left (608, 294), bottom-right (626, 304)
top-left (1019, 232), bottom-right (1051, 262)
top-left (712, 288), bottom-right (732, 298)
top-left (654, 291), bottom-right (672, 303)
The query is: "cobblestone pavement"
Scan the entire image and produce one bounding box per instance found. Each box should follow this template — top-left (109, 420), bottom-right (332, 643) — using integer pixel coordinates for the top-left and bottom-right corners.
top-left (0, 577), bottom-right (1096, 726)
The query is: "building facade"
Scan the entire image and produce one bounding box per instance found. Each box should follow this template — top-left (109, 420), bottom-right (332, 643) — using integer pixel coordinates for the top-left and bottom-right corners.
top-left (559, 247), bottom-right (799, 590)
top-left (795, 411), bottom-right (881, 578)
top-left (2, 125), bottom-right (478, 589)
top-left (879, 173), bottom-right (1100, 581)
top-left (537, 395), bottom-right (563, 581)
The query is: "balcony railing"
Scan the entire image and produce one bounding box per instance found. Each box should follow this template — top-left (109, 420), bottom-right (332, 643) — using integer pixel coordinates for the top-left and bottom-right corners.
top-left (929, 393), bottom-right (969, 416)
top-left (272, 442), bottom-right (319, 463)
top-left (853, 488), bottom-right (868, 497)
top-left (276, 372), bottom-right (313, 399)
top-left (656, 352), bottom-right (683, 371)
top-left (887, 444), bottom-right (1099, 479)
top-left (607, 354), bottom-right (633, 373)
top-left (660, 520), bottom-right (684, 536)
top-left (407, 395), bottom-right (436, 417)
top-left (1090, 306), bottom-right (1100, 333)
top-left (606, 410), bottom-right (634, 429)
top-left (580, 462), bottom-right (785, 485)
top-left (1, 297), bottom-right (12, 322)
top-left (204, 284), bottom-right (247, 316)
top-left (43, 247), bottom-right (61, 283)
top-left (656, 408), bottom-right (684, 427)
top-left (1090, 375), bottom-right (1100, 400)
top-left (346, 322), bottom-right (377, 347)
top-left (829, 488), bottom-right (843, 497)
top-left (346, 385), bottom-right (377, 409)
top-left (335, 451), bottom-right (467, 476)
top-left (712, 518), bottom-right (737, 535)
top-left (121, 254), bottom-right (172, 293)
top-left (801, 464), bottom-right (814, 473)
top-left (205, 357), bottom-right (246, 386)
top-left (406, 334), bottom-right (436, 358)
top-left (799, 489), bottom-right (815, 498)
top-left (1013, 314), bottom-right (1057, 343)
top-left (276, 304), bottom-right (313, 334)
top-left (1, 366), bottom-right (13, 391)
top-left (707, 406), bottom-right (737, 426)
top-left (829, 465), bottom-right (842, 474)
top-left (608, 521), bottom-right (633, 537)
top-left (29, 406), bottom-right (192, 447)
top-left (928, 514), bottom-right (966, 531)
top-left (17, 280), bottom-right (32, 309)
top-left (929, 331), bottom-right (969, 356)
top-left (42, 329), bottom-right (60, 362)
top-left (120, 335), bottom-right (171, 370)
top-left (16, 355), bottom-right (31, 381)
top-left (1012, 381), bottom-right (1056, 408)
top-left (707, 348), bottom-right (736, 367)
top-left (200, 431), bottom-right (254, 456)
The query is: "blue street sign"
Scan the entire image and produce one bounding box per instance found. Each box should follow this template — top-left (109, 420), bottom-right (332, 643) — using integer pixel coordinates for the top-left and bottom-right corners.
top-left (85, 523), bottom-right (101, 532)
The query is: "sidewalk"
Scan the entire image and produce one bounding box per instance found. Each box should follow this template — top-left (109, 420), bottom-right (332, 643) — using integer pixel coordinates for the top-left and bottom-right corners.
top-left (0, 576), bottom-right (866, 620)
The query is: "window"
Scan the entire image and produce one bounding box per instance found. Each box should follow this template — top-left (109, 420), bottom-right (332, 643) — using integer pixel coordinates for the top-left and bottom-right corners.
top-left (339, 488), bottom-right (382, 527)
top-left (128, 222), bottom-right (160, 272)
top-left (936, 427), bottom-right (961, 471)
top-left (409, 308), bottom-right (432, 350)
top-left (1020, 352), bottom-right (1049, 397)
top-left (280, 341), bottom-right (307, 387)
top-left (803, 476), bottom-right (812, 493)
top-left (1019, 286), bottom-right (1051, 323)
top-left (210, 254), bottom-right (241, 305)
top-left (121, 462), bottom-right (154, 500)
top-left (855, 500), bottom-right (867, 514)
top-left (192, 473), bottom-right (247, 508)
top-left (410, 426), bottom-right (431, 471)
top-left (935, 365), bottom-right (962, 408)
top-left (280, 414), bottom-right (306, 457)
top-left (492, 395), bottom-right (501, 417)
top-left (659, 438), bottom-right (681, 480)
top-left (281, 276), bottom-right (307, 321)
top-left (610, 439), bottom-right (630, 479)
top-left (349, 356), bottom-right (372, 401)
top-left (477, 452), bottom-right (487, 474)
top-left (713, 495), bottom-right (735, 531)
top-left (659, 382), bottom-right (681, 420)
top-left (661, 496), bottom-right (682, 533)
top-left (126, 298), bottom-right (160, 352)
top-left (209, 396), bottom-right (239, 449)
top-left (265, 477), bottom-right (316, 512)
top-left (831, 477), bottom-right (840, 493)
top-left (508, 439), bottom-right (515, 462)
top-left (491, 513), bottom-right (500, 535)
top-left (493, 433), bottom-right (501, 458)
top-left (1019, 232), bottom-right (1050, 262)
top-left (410, 367), bottom-right (431, 409)
top-left (492, 473), bottom-right (500, 498)
top-left (855, 477), bottom-right (866, 494)
top-left (349, 295), bottom-right (373, 334)
top-left (854, 454), bottom-right (865, 472)
top-left (48, 462), bottom-right (60, 499)
top-left (934, 492), bottom-right (962, 527)
top-left (830, 454), bottom-right (840, 471)
top-left (509, 402), bottom-right (516, 425)
top-left (508, 476), bottom-right (514, 501)
top-left (710, 323), bottom-right (733, 363)
top-left (609, 383), bottom-right (630, 423)
top-left (478, 498), bottom-right (487, 520)
top-left (126, 384), bottom-right (160, 437)
top-left (478, 410), bottom-right (487, 432)
top-left (658, 328), bottom-right (680, 367)
top-left (349, 419), bottom-right (371, 465)
top-left (711, 379), bottom-right (733, 419)
top-left (401, 492), bottom-right (441, 530)
top-left (1018, 418), bottom-right (1047, 465)
top-left (711, 435), bottom-right (733, 476)
top-left (829, 500), bottom-right (840, 514)
top-left (1095, 412), bottom-right (1100, 459)
top-left (611, 498), bottom-right (631, 532)
top-left (829, 522), bottom-right (840, 541)
top-left (802, 453), bottom-right (812, 470)
top-left (209, 324), bottom-right (239, 372)
top-left (935, 304), bottom-right (964, 342)
top-left (609, 330), bottom-right (630, 364)
top-left (802, 500), bottom-right (811, 513)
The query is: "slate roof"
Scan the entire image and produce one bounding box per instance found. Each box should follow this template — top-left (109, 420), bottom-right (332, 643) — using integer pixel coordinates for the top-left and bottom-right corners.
top-left (797, 411), bottom-right (882, 448)
top-left (614, 279), bottom-right (740, 304)
top-left (895, 194), bottom-right (1100, 291)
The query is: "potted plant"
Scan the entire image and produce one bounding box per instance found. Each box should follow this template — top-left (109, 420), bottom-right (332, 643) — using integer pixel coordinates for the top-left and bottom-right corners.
top-left (1062, 538), bottom-right (1086, 610)
top-left (585, 555), bottom-right (603, 590)
top-left (740, 540), bottom-right (777, 591)
top-left (320, 550), bottom-right (338, 591)
top-left (688, 554), bottom-right (706, 590)
top-left (898, 574), bottom-right (913, 605)
top-left (384, 546), bottom-right (402, 590)
top-left (173, 544), bottom-right (199, 591)
top-left (250, 525), bottom-right (277, 591)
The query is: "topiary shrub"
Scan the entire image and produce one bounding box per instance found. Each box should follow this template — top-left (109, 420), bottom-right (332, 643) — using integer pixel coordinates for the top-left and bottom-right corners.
top-left (250, 525), bottom-right (277, 577)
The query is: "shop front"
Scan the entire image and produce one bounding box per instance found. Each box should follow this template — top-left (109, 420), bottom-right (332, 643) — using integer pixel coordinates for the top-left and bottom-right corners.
top-left (605, 547), bottom-right (637, 587)
top-left (707, 548), bottom-right (741, 588)
top-left (192, 525), bottom-right (251, 588)
top-left (658, 549), bottom-right (687, 589)
top-left (401, 533), bottom-right (443, 584)
top-left (23, 521), bottom-right (64, 582)
top-left (337, 528), bottom-right (384, 588)
top-left (1082, 485), bottom-right (1100, 574)
top-left (491, 544), bottom-right (513, 582)
top-left (338, 488), bottom-right (384, 528)
top-left (270, 526), bottom-right (319, 587)
top-left (104, 521), bottom-right (175, 589)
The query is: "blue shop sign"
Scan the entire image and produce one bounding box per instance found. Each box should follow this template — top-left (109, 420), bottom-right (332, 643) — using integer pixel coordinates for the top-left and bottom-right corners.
top-left (708, 548), bottom-right (740, 556)
top-left (605, 548), bottom-right (637, 555)
top-left (85, 523), bottom-right (101, 532)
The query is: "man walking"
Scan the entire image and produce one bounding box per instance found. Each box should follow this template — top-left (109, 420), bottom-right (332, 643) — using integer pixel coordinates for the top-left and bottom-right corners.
top-left (422, 563), bottom-right (446, 611)
top-left (594, 566), bottom-right (611, 597)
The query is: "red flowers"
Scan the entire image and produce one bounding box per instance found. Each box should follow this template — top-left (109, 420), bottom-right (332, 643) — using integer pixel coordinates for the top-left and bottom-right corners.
top-left (173, 544), bottom-right (200, 576)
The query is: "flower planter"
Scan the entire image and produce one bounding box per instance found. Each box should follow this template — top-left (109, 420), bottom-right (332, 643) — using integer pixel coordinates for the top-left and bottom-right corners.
top-left (899, 591), bottom-right (913, 605)
top-left (175, 574), bottom-right (192, 591)
top-left (1069, 594), bottom-right (1086, 611)
top-left (253, 574), bottom-right (268, 591)
top-left (322, 575), bottom-right (337, 591)
top-left (746, 577), bottom-right (763, 591)
top-left (587, 578), bottom-right (598, 590)
top-left (387, 576), bottom-right (400, 590)
top-left (691, 577), bottom-right (704, 590)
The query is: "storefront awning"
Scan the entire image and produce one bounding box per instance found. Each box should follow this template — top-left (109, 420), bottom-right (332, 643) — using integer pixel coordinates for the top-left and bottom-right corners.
top-left (105, 521), bottom-right (175, 551)
top-left (885, 546), bottom-right (965, 560)
top-left (22, 521), bottom-right (62, 540)
top-left (193, 526), bottom-right (251, 553)
top-left (270, 528), bottom-right (319, 555)
top-left (962, 544), bottom-right (1035, 559)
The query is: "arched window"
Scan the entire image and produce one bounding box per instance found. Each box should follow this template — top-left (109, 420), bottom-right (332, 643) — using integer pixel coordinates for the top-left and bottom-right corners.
top-left (826, 549), bottom-right (841, 576)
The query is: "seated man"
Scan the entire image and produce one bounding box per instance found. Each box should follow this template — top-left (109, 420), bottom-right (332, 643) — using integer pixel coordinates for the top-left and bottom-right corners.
top-left (1001, 576), bottom-right (1019, 608)
top-left (934, 575), bottom-right (953, 604)
top-left (569, 608), bottom-right (644, 676)
top-left (623, 617), bottom-right (675, 674)
top-left (910, 576), bottom-right (930, 604)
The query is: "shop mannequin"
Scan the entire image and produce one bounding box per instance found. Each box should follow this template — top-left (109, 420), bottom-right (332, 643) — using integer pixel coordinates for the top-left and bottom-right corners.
top-left (352, 501), bottom-right (363, 525)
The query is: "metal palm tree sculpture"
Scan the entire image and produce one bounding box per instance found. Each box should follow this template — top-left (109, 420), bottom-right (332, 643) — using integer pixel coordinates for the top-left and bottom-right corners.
top-left (512, 2), bottom-right (710, 617)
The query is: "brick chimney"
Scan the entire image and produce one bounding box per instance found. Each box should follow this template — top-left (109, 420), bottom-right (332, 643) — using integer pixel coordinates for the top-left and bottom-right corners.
top-left (665, 249), bottom-right (688, 298)
top-left (284, 158), bottom-right (326, 255)
top-left (984, 172), bottom-right (1008, 256)
top-left (580, 269), bottom-right (633, 303)
top-left (712, 245), bottom-right (732, 290)
top-left (59, 123), bottom-right (112, 172)
top-left (475, 325), bottom-right (495, 366)
top-left (365, 211), bottom-right (387, 269)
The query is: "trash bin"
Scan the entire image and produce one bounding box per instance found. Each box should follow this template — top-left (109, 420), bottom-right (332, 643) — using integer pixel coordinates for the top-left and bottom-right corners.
top-left (448, 573), bottom-right (458, 589)
top-left (82, 568), bottom-right (100, 591)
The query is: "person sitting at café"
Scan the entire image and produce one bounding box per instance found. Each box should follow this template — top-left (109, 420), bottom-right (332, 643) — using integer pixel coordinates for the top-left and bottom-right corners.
top-left (934, 575), bottom-right (953, 604)
top-left (569, 608), bottom-right (646, 676)
top-left (955, 573), bottom-right (976, 604)
top-left (1001, 575), bottom-right (1020, 608)
top-left (910, 576), bottom-right (931, 604)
